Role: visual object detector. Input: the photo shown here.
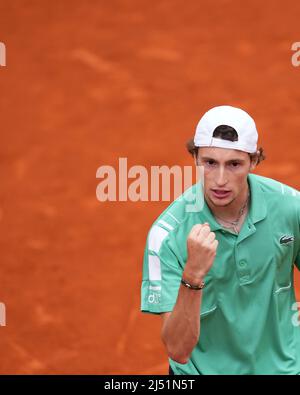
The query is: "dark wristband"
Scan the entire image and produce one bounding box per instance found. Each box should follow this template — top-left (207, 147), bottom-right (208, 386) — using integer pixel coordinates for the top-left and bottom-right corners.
top-left (181, 278), bottom-right (205, 290)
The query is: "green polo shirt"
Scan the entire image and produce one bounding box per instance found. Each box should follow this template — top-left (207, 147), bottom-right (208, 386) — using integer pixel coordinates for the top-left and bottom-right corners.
top-left (141, 174), bottom-right (300, 375)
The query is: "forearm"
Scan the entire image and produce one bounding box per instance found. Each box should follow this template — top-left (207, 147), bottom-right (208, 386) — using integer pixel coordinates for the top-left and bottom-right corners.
top-left (161, 279), bottom-right (203, 364)
top-left (161, 223), bottom-right (217, 364)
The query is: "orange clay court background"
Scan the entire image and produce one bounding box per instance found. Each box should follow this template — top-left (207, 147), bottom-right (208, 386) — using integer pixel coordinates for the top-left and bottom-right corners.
top-left (0, 0), bottom-right (300, 375)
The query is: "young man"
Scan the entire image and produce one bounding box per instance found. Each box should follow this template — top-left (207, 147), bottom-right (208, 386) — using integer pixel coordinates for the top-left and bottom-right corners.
top-left (141, 105), bottom-right (300, 375)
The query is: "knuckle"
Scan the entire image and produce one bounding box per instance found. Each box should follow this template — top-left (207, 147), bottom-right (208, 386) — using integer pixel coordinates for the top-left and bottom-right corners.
top-left (193, 224), bottom-right (202, 230)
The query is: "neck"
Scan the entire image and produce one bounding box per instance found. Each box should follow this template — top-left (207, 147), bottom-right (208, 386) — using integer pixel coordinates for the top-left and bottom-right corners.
top-left (206, 184), bottom-right (250, 222)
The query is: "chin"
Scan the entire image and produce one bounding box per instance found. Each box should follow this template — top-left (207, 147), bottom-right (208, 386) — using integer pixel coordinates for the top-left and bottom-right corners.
top-left (211, 198), bottom-right (232, 207)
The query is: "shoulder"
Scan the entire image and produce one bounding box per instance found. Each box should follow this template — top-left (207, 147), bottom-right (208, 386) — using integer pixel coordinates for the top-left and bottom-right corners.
top-left (250, 174), bottom-right (300, 218)
top-left (250, 174), bottom-right (299, 199)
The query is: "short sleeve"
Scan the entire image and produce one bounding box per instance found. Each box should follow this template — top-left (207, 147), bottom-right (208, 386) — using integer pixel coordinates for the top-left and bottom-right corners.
top-left (141, 224), bottom-right (183, 314)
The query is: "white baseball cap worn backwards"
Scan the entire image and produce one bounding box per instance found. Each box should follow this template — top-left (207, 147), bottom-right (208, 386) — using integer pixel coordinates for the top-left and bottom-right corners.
top-left (194, 105), bottom-right (258, 153)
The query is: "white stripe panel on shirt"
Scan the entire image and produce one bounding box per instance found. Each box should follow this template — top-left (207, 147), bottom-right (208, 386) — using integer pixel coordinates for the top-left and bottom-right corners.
top-left (148, 225), bottom-right (169, 253)
top-left (158, 220), bottom-right (174, 231)
top-left (148, 255), bottom-right (161, 281)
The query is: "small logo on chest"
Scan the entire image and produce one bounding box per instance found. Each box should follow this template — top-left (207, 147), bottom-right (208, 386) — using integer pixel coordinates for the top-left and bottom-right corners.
top-left (279, 235), bottom-right (295, 245)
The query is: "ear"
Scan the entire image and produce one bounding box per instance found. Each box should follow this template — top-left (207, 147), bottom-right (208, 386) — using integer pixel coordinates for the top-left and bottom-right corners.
top-left (249, 151), bottom-right (259, 171)
top-left (193, 152), bottom-right (199, 166)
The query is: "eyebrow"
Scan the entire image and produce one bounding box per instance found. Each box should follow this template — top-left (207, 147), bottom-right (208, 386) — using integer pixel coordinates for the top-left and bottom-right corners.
top-left (200, 156), bottom-right (246, 163)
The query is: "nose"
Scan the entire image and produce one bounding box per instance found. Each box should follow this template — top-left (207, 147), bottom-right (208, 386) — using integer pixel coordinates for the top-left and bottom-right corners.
top-left (215, 166), bottom-right (228, 186)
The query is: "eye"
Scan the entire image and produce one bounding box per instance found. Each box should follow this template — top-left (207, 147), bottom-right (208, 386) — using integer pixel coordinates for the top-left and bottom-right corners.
top-left (205, 160), bottom-right (216, 166)
top-left (230, 161), bottom-right (241, 168)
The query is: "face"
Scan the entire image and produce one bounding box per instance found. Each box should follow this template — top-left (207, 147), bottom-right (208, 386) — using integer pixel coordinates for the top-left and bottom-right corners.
top-left (196, 147), bottom-right (256, 207)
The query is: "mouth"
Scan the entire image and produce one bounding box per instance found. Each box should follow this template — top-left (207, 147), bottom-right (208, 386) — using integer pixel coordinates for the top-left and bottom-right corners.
top-left (211, 189), bottom-right (231, 199)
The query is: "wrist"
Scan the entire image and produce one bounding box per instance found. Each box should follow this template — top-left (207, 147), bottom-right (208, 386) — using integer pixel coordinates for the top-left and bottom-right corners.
top-left (181, 277), bottom-right (205, 290)
top-left (182, 262), bottom-right (206, 286)
top-left (182, 268), bottom-right (205, 287)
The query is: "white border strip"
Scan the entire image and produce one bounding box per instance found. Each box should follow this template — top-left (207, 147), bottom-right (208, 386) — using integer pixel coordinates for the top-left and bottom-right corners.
top-left (275, 282), bottom-right (291, 294)
top-left (158, 220), bottom-right (174, 231)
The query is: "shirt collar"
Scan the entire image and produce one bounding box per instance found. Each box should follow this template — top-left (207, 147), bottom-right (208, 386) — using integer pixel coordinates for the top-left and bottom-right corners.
top-left (247, 173), bottom-right (267, 224)
top-left (200, 201), bottom-right (223, 232)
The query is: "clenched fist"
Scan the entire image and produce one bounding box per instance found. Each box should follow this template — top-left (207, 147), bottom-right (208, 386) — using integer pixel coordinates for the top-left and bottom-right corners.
top-left (183, 223), bottom-right (218, 285)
